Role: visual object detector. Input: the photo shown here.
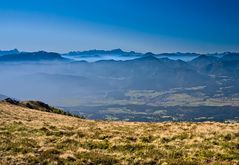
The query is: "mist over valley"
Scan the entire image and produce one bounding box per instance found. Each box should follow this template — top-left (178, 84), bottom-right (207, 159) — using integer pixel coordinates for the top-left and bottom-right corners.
top-left (0, 49), bottom-right (239, 122)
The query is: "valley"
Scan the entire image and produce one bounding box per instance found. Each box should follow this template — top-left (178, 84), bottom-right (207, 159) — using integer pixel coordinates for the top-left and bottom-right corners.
top-left (1, 51), bottom-right (239, 122)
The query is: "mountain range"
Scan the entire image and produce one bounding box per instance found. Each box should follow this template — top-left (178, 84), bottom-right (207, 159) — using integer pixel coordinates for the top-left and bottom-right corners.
top-left (64, 48), bottom-right (225, 57)
top-left (1, 49), bottom-right (237, 62)
top-left (0, 51), bottom-right (67, 62)
top-left (0, 49), bottom-right (19, 56)
top-left (63, 49), bottom-right (230, 62)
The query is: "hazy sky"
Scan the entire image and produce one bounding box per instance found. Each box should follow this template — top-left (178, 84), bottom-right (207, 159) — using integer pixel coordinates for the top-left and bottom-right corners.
top-left (0, 0), bottom-right (239, 53)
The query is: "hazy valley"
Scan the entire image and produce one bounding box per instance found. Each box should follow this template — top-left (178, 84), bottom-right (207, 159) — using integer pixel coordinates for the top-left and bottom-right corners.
top-left (0, 49), bottom-right (239, 122)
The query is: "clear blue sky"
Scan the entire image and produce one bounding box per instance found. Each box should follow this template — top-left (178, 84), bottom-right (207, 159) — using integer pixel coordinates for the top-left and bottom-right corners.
top-left (0, 0), bottom-right (239, 53)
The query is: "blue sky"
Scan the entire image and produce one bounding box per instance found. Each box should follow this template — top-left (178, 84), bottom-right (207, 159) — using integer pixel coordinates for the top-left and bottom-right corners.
top-left (0, 0), bottom-right (239, 53)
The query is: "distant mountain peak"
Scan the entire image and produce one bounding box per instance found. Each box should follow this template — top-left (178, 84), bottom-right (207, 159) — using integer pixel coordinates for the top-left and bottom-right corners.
top-left (191, 55), bottom-right (219, 62)
top-left (137, 55), bottom-right (159, 61)
top-left (145, 52), bottom-right (155, 56)
top-left (65, 49), bottom-right (142, 56)
top-left (111, 48), bottom-right (124, 53)
top-left (0, 49), bottom-right (19, 56)
top-left (221, 53), bottom-right (239, 61)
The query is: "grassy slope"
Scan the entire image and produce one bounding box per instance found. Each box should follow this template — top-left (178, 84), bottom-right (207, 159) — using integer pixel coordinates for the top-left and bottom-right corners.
top-left (0, 102), bottom-right (238, 165)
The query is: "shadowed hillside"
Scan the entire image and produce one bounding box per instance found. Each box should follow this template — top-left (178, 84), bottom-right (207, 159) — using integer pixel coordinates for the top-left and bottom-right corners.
top-left (0, 101), bottom-right (238, 164)
top-left (2, 98), bottom-right (83, 118)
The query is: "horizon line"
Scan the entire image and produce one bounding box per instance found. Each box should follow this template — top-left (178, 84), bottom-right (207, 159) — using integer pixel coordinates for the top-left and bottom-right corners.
top-left (1, 48), bottom-right (239, 55)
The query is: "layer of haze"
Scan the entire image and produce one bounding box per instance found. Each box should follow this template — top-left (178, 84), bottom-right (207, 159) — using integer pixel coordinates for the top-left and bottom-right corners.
top-left (0, 0), bottom-right (239, 53)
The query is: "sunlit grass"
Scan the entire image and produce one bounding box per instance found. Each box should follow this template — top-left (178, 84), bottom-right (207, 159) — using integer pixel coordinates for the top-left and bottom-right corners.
top-left (0, 102), bottom-right (238, 164)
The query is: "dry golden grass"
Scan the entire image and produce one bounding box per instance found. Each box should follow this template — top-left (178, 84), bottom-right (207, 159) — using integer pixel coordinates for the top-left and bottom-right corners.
top-left (0, 102), bottom-right (239, 164)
